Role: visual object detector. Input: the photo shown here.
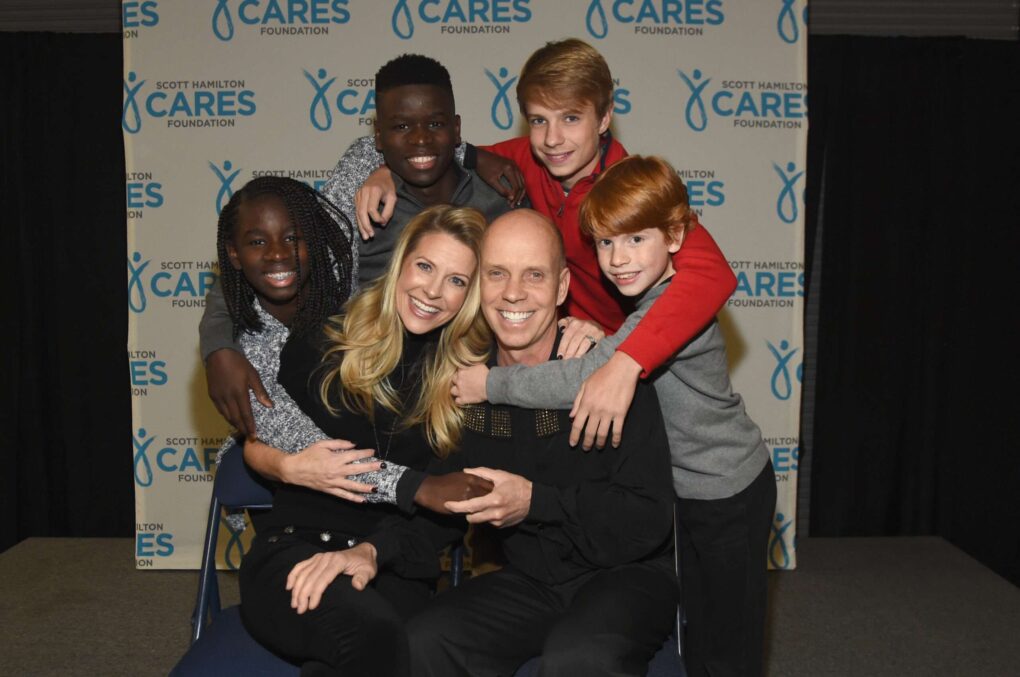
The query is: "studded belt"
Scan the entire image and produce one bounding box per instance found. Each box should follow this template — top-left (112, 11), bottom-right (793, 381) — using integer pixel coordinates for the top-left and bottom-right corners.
top-left (263, 524), bottom-right (361, 550)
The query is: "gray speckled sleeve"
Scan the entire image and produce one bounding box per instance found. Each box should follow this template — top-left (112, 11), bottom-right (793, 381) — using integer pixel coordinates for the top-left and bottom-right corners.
top-left (216, 309), bottom-right (408, 517)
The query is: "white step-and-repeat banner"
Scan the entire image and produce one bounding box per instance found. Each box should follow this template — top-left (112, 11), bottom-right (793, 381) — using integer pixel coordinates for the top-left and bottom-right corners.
top-left (124, 0), bottom-right (806, 570)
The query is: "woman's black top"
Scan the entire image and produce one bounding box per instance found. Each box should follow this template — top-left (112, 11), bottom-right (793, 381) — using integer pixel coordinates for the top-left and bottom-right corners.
top-left (260, 325), bottom-right (461, 580)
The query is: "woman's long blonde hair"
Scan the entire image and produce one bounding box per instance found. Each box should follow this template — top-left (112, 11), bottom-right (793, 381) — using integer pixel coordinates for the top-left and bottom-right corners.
top-left (319, 205), bottom-right (490, 457)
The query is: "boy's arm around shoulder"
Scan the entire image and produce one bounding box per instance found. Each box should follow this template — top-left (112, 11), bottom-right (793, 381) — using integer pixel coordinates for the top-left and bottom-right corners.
top-left (199, 278), bottom-right (240, 360)
top-left (484, 293), bottom-right (662, 411)
top-left (200, 280), bottom-right (270, 437)
top-left (617, 223), bottom-right (736, 376)
top-left (485, 330), bottom-right (624, 409)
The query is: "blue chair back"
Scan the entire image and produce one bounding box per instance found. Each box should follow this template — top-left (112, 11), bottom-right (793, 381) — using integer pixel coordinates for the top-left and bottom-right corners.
top-left (172, 442), bottom-right (300, 676)
top-left (190, 442), bottom-right (273, 643)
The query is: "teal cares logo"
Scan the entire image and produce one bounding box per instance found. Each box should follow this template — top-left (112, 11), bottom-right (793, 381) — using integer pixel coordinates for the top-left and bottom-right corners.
top-left (221, 515), bottom-right (248, 570)
top-left (391, 0), bottom-right (531, 39)
top-left (777, 0), bottom-right (809, 44)
top-left (768, 511), bottom-right (795, 569)
top-left (767, 339), bottom-right (802, 401)
top-left (122, 1), bottom-right (159, 30)
top-left (127, 252), bottom-right (219, 314)
top-left (676, 69), bottom-right (806, 132)
top-left (729, 261), bottom-right (804, 309)
top-left (210, 160), bottom-right (241, 215)
top-left (486, 67), bottom-right (517, 130)
top-left (126, 173), bottom-right (164, 215)
top-left (584, 0), bottom-right (723, 39)
top-left (128, 252), bottom-right (152, 313)
top-left (121, 72), bottom-right (257, 133)
top-left (122, 72), bottom-right (146, 134)
top-left (133, 428), bottom-right (156, 487)
top-left (131, 428), bottom-right (220, 487)
top-left (303, 69), bottom-right (377, 131)
top-left (212, 0), bottom-right (350, 41)
top-left (773, 161), bottom-right (804, 224)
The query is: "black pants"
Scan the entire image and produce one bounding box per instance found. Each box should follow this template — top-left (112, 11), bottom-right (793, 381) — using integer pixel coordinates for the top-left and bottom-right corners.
top-left (239, 530), bottom-right (432, 677)
top-left (407, 556), bottom-right (679, 677)
top-left (676, 460), bottom-right (777, 677)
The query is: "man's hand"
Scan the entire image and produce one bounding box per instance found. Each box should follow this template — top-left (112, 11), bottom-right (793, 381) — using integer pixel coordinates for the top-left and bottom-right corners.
top-left (414, 472), bottom-right (494, 514)
top-left (475, 147), bottom-right (526, 205)
top-left (206, 348), bottom-right (272, 439)
top-left (557, 317), bottom-right (606, 359)
top-left (354, 166), bottom-right (398, 239)
top-left (279, 439), bottom-right (381, 502)
top-left (569, 351), bottom-right (643, 450)
top-left (286, 542), bottom-right (378, 614)
top-left (444, 467), bottom-right (532, 528)
top-left (451, 364), bottom-right (490, 405)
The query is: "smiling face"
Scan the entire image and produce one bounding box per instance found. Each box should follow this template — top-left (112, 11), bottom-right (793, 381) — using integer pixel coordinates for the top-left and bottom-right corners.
top-left (595, 227), bottom-right (683, 298)
top-left (480, 211), bottom-right (570, 366)
top-left (394, 232), bottom-right (477, 335)
top-left (524, 97), bottom-right (611, 190)
top-left (375, 84), bottom-right (461, 206)
top-left (227, 195), bottom-right (309, 325)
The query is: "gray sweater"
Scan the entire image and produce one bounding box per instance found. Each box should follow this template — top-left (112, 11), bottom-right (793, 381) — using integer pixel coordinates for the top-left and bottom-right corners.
top-left (486, 281), bottom-right (769, 501)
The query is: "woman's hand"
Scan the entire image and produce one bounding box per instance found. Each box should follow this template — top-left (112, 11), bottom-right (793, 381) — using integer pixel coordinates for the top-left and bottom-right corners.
top-left (286, 542), bottom-right (378, 613)
top-left (354, 166), bottom-right (398, 240)
top-left (451, 364), bottom-right (490, 405)
top-left (557, 317), bottom-right (606, 359)
top-left (414, 472), bottom-right (495, 514)
top-left (206, 348), bottom-right (272, 439)
top-left (279, 439), bottom-right (382, 502)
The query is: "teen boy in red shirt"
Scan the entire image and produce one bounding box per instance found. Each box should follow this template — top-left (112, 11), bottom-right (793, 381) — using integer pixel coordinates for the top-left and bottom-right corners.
top-left (358, 39), bottom-right (737, 450)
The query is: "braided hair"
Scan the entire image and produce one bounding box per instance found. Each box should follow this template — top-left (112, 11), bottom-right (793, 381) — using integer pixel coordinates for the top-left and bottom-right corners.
top-left (216, 176), bottom-right (353, 338)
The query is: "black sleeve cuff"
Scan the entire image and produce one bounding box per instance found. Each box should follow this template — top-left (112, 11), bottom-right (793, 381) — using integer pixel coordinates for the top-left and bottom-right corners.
top-left (395, 468), bottom-right (427, 514)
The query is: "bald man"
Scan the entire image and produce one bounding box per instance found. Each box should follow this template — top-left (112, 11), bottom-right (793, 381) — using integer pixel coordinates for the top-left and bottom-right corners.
top-left (407, 210), bottom-right (679, 676)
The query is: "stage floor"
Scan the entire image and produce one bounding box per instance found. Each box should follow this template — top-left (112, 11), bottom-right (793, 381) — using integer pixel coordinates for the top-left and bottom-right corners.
top-left (1, 536), bottom-right (1017, 676)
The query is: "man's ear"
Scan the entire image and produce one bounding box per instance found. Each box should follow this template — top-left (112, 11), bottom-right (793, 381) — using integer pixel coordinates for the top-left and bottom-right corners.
top-left (556, 266), bottom-right (571, 306)
top-left (597, 107), bottom-right (613, 135)
top-left (225, 241), bottom-right (243, 271)
top-left (454, 113), bottom-right (462, 147)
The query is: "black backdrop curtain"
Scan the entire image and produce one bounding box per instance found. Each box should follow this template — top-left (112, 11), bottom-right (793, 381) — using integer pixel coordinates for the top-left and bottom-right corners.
top-left (2, 33), bottom-right (131, 552)
top-left (806, 36), bottom-right (1020, 585)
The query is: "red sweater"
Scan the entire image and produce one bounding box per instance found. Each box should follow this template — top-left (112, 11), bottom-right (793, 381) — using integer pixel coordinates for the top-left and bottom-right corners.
top-left (484, 135), bottom-right (737, 376)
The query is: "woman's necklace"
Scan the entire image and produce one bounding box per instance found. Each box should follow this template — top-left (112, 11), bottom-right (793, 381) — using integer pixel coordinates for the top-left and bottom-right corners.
top-left (371, 418), bottom-right (395, 461)
top-left (371, 358), bottom-right (406, 461)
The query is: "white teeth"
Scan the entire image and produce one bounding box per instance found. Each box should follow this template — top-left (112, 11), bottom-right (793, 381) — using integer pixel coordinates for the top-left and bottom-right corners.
top-left (265, 271), bottom-right (295, 280)
top-left (410, 297), bottom-right (440, 314)
top-left (615, 272), bottom-right (638, 280)
top-left (408, 156), bottom-right (437, 164)
top-left (499, 310), bottom-right (534, 322)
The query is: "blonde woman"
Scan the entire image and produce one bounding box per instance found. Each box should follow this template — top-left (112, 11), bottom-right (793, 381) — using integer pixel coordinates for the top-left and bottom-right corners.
top-left (238, 205), bottom-right (490, 677)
